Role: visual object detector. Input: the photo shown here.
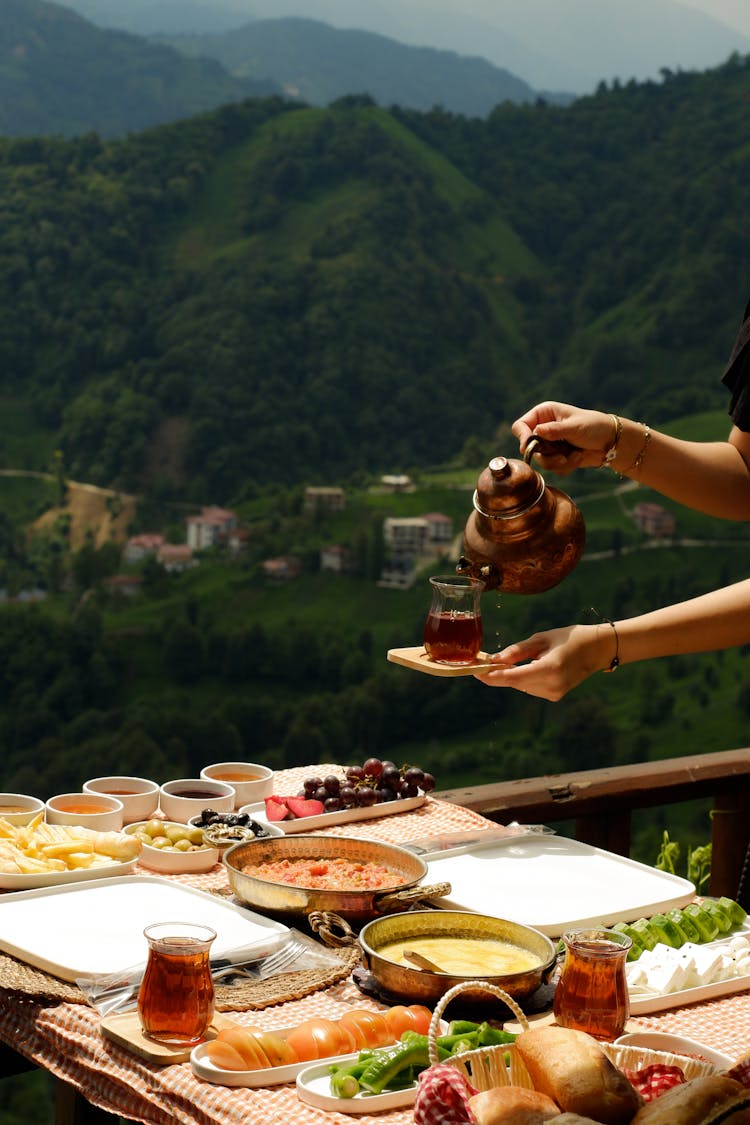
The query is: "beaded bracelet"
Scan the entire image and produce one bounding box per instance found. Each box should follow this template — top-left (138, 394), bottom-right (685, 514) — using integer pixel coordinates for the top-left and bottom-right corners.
top-left (622, 423), bottom-right (651, 476)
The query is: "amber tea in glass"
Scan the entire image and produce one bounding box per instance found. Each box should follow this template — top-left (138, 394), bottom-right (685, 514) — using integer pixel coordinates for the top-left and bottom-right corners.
top-left (138, 921), bottom-right (216, 1045)
top-left (423, 575), bottom-right (483, 665)
top-left (553, 927), bottom-right (631, 1041)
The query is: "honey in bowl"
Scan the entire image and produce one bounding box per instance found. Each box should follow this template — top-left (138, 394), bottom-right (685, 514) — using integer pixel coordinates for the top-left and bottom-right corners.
top-left (54, 801), bottom-right (120, 815)
top-left (377, 936), bottom-right (543, 976)
top-left (207, 770), bottom-right (264, 782)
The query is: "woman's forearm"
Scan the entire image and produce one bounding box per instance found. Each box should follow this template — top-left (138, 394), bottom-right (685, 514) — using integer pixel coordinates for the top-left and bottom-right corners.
top-left (610, 419), bottom-right (750, 521)
top-left (617, 578), bottom-right (750, 663)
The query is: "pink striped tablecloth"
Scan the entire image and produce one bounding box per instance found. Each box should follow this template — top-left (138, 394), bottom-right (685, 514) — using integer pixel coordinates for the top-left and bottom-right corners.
top-left (0, 765), bottom-right (748, 1125)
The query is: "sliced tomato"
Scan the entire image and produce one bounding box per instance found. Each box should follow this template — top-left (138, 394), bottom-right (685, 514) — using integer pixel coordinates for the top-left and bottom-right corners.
top-left (339, 1008), bottom-right (392, 1048)
top-left (249, 1030), bottom-right (298, 1067)
top-left (384, 1004), bottom-right (432, 1040)
top-left (285, 1017), bottom-right (349, 1061)
top-left (214, 1026), bottom-right (271, 1069)
top-left (205, 1038), bottom-right (255, 1071)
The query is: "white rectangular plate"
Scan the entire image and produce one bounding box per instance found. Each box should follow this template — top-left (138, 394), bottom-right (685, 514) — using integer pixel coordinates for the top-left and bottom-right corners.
top-left (629, 971), bottom-right (750, 1014)
top-left (241, 795), bottom-right (426, 834)
top-left (191, 1029), bottom-right (348, 1088)
top-left (629, 923), bottom-right (750, 1013)
top-left (0, 856), bottom-right (138, 891)
top-left (191, 1020), bottom-right (448, 1089)
top-left (296, 1053), bottom-right (419, 1113)
top-left (423, 834), bottom-right (695, 936)
top-left (0, 875), bottom-right (288, 980)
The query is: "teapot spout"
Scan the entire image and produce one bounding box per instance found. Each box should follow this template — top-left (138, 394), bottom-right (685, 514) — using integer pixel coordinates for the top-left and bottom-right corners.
top-left (456, 556), bottom-right (501, 588)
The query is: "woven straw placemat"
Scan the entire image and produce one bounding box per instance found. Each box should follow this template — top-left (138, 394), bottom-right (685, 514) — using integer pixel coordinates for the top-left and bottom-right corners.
top-left (0, 944), bottom-right (361, 1012)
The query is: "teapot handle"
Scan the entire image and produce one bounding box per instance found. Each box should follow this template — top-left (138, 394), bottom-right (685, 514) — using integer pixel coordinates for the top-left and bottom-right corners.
top-left (524, 435), bottom-right (579, 463)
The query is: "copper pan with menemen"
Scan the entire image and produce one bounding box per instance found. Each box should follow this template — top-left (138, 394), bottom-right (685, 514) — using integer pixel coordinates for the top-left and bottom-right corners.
top-left (222, 834), bottom-right (451, 926)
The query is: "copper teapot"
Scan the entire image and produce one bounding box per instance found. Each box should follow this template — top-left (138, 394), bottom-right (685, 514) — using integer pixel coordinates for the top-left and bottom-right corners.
top-left (456, 438), bottom-right (586, 594)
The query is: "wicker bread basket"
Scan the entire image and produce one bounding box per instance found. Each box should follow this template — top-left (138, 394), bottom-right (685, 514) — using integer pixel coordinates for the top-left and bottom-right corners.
top-left (428, 981), bottom-right (535, 1092)
top-left (428, 981), bottom-right (718, 1095)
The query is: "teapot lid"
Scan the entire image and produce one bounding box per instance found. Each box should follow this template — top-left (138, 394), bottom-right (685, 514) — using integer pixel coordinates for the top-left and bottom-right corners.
top-left (473, 456), bottom-right (545, 522)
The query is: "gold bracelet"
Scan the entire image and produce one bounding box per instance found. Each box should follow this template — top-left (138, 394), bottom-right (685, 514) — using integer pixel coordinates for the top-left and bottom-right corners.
top-left (601, 414), bottom-right (622, 468)
top-left (622, 423), bottom-right (651, 475)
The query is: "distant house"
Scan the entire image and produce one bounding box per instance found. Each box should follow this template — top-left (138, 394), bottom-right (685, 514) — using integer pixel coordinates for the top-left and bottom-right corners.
top-left (377, 557), bottom-right (416, 590)
top-left (103, 574), bottom-right (142, 597)
top-left (124, 533), bottom-right (165, 564)
top-left (320, 545), bottom-right (350, 574)
top-left (423, 512), bottom-right (454, 545)
top-left (383, 517), bottom-right (428, 555)
top-left (632, 502), bottom-right (676, 538)
top-left (186, 506), bottom-right (237, 550)
top-left (261, 556), bottom-right (301, 583)
top-left (158, 544), bottom-right (195, 573)
top-left (228, 527), bottom-right (252, 555)
top-left (304, 486), bottom-right (346, 513)
top-left (380, 474), bottom-right (414, 493)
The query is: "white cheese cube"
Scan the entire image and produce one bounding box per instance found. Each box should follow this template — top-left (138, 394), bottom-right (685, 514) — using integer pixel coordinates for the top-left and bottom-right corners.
top-left (690, 944), bottom-right (725, 984)
top-left (644, 957), bottom-right (687, 994)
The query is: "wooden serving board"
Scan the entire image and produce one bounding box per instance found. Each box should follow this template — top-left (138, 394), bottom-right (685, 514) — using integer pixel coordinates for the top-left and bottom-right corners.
top-left (387, 646), bottom-right (497, 677)
top-left (101, 1010), bottom-right (237, 1064)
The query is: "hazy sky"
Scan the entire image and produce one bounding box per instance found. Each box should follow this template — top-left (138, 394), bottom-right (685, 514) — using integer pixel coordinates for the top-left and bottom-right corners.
top-left (672, 0), bottom-right (750, 37)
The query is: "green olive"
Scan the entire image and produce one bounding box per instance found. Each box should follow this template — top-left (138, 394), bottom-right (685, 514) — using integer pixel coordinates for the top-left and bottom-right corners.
top-left (173, 837), bottom-right (193, 852)
top-left (145, 819), bottom-right (164, 837)
top-left (164, 824), bottom-right (189, 844)
top-left (187, 827), bottom-right (205, 846)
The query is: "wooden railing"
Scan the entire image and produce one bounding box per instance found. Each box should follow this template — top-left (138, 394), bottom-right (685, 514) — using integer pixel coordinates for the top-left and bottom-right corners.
top-left (436, 747), bottom-right (750, 902)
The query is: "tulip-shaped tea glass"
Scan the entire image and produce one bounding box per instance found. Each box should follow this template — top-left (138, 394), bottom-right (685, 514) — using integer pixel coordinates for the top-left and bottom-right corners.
top-left (422, 575), bottom-right (484, 665)
top-left (138, 921), bottom-right (216, 1045)
top-left (553, 927), bottom-right (631, 1041)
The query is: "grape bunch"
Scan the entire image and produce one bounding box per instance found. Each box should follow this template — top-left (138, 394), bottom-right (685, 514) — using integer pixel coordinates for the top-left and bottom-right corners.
top-left (299, 758), bottom-right (436, 814)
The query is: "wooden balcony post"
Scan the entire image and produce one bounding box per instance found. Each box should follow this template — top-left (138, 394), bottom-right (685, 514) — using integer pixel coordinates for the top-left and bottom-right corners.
top-left (710, 786), bottom-right (750, 899)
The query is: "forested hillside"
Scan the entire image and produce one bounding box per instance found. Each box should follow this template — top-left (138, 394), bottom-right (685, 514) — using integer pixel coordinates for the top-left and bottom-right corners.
top-left (2, 55), bottom-right (750, 503)
top-left (0, 0), bottom-right (277, 138)
top-left (155, 17), bottom-right (543, 117)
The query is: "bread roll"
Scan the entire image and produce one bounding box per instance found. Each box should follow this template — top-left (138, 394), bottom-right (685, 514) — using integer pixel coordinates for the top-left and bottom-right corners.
top-left (631, 1075), bottom-right (750, 1125)
top-left (468, 1086), bottom-right (560, 1125)
top-left (550, 1116), bottom-right (610, 1124)
top-left (514, 1026), bottom-right (642, 1125)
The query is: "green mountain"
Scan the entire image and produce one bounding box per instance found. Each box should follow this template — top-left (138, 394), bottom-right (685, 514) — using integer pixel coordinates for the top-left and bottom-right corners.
top-left (0, 0), bottom-right (278, 138)
top-left (155, 17), bottom-right (544, 118)
top-left (2, 58), bottom-right (750, 502)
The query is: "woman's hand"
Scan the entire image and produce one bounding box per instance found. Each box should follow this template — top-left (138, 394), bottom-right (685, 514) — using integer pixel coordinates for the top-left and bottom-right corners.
top-left (513, 401), bottom-right (619, 475)
top-left (473, 624), bottom-right (615, 701)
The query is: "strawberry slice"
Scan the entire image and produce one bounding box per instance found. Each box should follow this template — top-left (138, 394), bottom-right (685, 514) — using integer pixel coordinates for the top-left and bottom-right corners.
top-left (264, 795), bottom-right (291, 821)
top-left (285, 796), bottom-right (325, 818)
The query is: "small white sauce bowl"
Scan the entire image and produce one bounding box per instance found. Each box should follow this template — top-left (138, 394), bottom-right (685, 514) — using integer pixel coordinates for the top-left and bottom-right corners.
top-left (200, 762), bottom-right (274, 809)
top-left (159, 779), bottom-right (235, 823)
top-left (83, 776), bottom-right (159, 825)
top-left (0, 793), bottom-right (46, 826)
top-left (614, 1031), bottom-right (734, 1069)
top-left (45, 792), bottom-right (124, 832)
top-left (125, 821), bottom-right (220, 873)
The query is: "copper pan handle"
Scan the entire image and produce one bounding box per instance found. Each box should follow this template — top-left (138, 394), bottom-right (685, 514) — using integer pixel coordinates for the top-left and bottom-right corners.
top-left (309, 910), bottom-right (357, 948)
top-left (373, 881), bottom-right (452, 914)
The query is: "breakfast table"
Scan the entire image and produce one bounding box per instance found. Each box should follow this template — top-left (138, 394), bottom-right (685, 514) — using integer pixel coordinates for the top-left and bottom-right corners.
top-left (0, 765), bottom-right (748, 1125)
